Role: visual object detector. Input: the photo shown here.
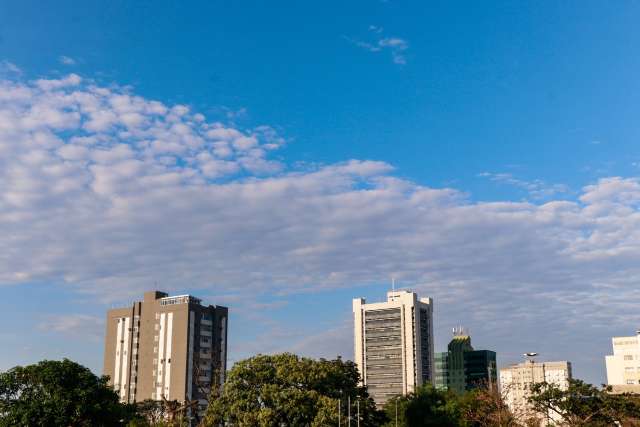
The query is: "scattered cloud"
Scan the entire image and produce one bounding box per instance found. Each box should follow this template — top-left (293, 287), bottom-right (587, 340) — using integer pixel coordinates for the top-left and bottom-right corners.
top-left (347, 26), bottom-right (409, 65)
top-left (58, 55), bottom-right (77, 66)
top-left (39, 314), bottom-right (104, 341)
top-left (478, 172), bottom-right (570, 199)
top-left (0, 61), bottom-right (21, 75)
top-left (2, 74), bottom-right (640, 381)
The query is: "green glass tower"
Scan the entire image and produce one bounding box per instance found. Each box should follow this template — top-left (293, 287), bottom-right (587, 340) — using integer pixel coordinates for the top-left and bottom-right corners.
top-left (434, 329), bottom-right (497, 394)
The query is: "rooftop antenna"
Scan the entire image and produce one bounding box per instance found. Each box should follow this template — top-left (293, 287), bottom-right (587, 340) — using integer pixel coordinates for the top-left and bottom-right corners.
top-left (392, 277), bottom-right (396, 293)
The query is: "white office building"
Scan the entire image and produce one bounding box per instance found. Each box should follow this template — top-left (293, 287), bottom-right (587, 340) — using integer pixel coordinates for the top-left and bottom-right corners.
top-left (500, 360), bottom-right (572, 425)
top-left (353, 290), bottom-right (434, 406)
top-left (605, 331), bottom-right (640, 393)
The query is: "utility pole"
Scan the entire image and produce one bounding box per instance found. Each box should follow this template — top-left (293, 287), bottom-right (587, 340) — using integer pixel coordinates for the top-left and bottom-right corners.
top-left (395, 397), bottom-right (398, 427)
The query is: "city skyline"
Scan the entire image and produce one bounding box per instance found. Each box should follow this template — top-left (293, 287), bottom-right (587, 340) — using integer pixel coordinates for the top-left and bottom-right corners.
top-left (2, 1), bottom-right (640, 387)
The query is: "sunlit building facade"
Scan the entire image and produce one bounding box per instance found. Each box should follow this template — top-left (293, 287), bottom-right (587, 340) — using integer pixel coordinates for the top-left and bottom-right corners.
top-left (103, 290), bottom-right (228, 416)
top-left (605, 331), bottom-right (640, 393)
top-left (353, 290), bottom-right (434, 406)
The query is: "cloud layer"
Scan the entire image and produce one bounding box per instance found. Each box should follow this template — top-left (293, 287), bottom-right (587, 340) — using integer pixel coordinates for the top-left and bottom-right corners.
top-left (1, 74), bottom-right (639, 380)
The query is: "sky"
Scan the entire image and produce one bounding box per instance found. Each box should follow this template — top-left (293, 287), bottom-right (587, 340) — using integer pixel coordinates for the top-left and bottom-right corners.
top-left (1, 0), bottom-right (640, 385)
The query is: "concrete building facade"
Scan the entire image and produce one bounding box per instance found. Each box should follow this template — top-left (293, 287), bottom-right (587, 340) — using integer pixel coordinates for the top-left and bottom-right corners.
top-left (103, 291), bottom-right (228, 414)
top-left (499, 360), bottom-right (572, 425)
top-left (353, 290), bottom-right (434, 406)
top-left (605, 331), bottom-right (640, 393)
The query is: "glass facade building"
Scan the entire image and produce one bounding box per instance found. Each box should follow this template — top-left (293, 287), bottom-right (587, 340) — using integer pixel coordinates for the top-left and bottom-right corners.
top-left (434, 332), bottom-right (496, 394)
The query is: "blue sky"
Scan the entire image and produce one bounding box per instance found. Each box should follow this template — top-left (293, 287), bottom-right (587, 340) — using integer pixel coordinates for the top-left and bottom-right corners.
top-left (1, 0), bottom-right (640, 385)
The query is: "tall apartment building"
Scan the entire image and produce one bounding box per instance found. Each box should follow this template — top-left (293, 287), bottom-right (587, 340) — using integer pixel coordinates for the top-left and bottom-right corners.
top-left (103, 290), bottom-right (228, 415)
top-left (434, 329), bottom-right (497, 394)
top-left (605, 330), bottom-right (640, 393)
top-left (500, 359), bottom-right (572, 425)
top-left (353, 290), bottom-right (434, 406)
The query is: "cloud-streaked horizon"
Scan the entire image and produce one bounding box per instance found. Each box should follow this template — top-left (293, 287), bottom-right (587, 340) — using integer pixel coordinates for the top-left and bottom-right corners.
top-left (1, 73), bottom-right (639, 382)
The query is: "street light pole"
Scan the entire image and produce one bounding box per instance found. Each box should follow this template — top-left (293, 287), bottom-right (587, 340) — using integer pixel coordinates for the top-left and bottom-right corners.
top-left (348, 395), bottom-right (351, 427)
top-left (395, 397), bottom-right (398, 427)
top-left (338, 397), bottom-right (341, 427)
top-left (357, 398), bottom-right (360, 427)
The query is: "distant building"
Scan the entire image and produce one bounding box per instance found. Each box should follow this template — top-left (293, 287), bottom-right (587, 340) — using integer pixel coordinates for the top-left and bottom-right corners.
top-left (103, 290), bottom-right (228, 416)
top-left (605, 331), bottom-right (640, 393)
top-left (353, 290), bottom-right (434, 406)
top-left (500, 359), bottom-right (572, 425)
top-left (434, 329), bottom-right (497, 394)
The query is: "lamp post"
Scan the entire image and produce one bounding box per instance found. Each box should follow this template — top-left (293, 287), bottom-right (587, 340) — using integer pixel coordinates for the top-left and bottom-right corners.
top-left (338, 390), bottom-right (343, 427)
top-left (395, 397), bottom-right (398, 427)
top-left (357, 397), bottom-right (360, 427)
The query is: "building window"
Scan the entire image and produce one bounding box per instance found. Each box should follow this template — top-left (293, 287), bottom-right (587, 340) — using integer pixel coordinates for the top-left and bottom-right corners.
top-left (625, 355), bottom-right (634, 361)
top-left (627, 380), bottom-right (636, 385)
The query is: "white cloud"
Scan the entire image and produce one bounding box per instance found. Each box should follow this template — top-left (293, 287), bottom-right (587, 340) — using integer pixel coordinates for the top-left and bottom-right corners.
top-left (2, 74), bottom-right (640, 381)
top-left (478, 172), bottom-right (570, 199)
top-left (378, 37), bottom-right (409, 64)
top-left (58, 56), bottom-right (77, 66)
top-left (347, 27), bottom-right (409, 65)
top-left (1, 61), bottom-right (22, 74)
top-left (39, 314), bottom-right (104, 341)
top-left (35, 74), bottom-right (82, 91)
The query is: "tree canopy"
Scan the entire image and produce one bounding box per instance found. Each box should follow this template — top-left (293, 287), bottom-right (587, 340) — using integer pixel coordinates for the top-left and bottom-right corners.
top-left (5, 356), bottom-right (640, 427)
top-left (201, 353), bottom-right (384, 427)
top-left (382, 385), bottom-right (461, 427)
top-left (528, 379), bottom-right (640, 426)
top-left (0, 358), bottom-right (134, 427)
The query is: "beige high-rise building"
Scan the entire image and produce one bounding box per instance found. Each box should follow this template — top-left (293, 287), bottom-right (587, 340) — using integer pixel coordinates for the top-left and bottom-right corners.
top-left (353, 290), bottom-right (434, 406)
top-left (605, 331), bottom-right (640, 393)
top-left (499, 359), bottom-right (572, 425)
top-left (103, 291), bottom-right (228, 414)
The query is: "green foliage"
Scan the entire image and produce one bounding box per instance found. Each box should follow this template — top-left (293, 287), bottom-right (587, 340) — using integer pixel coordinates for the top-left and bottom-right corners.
top-left (0, 358), bottom-right (135, 427)
top-left (201, 353), bottom-right (384, 427)
top-left (528, 379), bottom-right (640, 426)
top-left (382, 384), bottom-right (461, 427)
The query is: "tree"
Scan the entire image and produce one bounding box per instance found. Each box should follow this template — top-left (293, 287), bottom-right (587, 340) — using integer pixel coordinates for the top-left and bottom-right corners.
top-left (0, 358), bottom-right (135, 427)
top-left (201, 353), bottom-right (384, 427)
top-left (382, 384), bottom-right (461, 427)
top-left (457, 384), bottom-right (519, 427)
top-left (528, 379), bottom-right (640, 426)
top-left (129, 398), bottom-right (194, 427)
